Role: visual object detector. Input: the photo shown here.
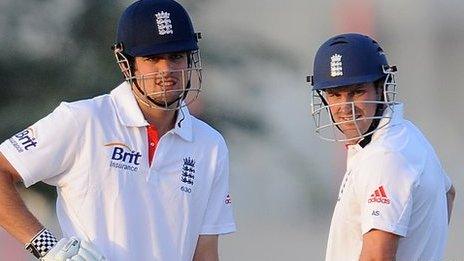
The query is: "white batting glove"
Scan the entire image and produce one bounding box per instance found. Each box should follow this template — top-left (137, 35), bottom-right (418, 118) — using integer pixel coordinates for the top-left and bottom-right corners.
top-left (40, 237), bottom-right (105, 261)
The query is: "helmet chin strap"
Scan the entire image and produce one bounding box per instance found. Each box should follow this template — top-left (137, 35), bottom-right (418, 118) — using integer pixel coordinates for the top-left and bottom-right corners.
top-left (358, 103), bottom-right (384, 147)
top-left (358, 88), bottom-right (385, 147)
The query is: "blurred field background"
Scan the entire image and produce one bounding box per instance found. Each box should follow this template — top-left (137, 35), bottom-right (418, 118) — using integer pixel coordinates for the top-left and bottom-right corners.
top-left (0, 0), bottom-right (462, 260)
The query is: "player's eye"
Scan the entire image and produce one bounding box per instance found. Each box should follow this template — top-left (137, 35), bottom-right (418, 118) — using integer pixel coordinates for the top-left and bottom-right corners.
top-left (170, 53), bottom-right (185, 61)
top-left (353, 89), bottom-right (367, 96)
top-left (144, 57), bottom-right (160, 62)
top-left (326, 92), bottom-right (340, 98)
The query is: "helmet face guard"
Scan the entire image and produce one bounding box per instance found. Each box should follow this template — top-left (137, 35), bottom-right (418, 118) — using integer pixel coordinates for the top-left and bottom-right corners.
top-left (310, 65), bottom-right (398, 142)
top-left (307, 33), bottom-right (399, 142)
top-left (113, 0), bottom-right (202, 110)
top-left (113, 44), bottom-right (202, 110)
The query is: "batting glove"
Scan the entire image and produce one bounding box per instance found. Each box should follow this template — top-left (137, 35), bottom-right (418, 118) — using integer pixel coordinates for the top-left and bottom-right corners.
top-left (41, 237), bottom-right (106, 261)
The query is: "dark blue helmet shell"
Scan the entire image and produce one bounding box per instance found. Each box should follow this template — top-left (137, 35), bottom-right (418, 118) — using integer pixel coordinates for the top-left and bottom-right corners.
top-left (310, 33), bottom-right (389, 90)
top-left (116, 0), bottom-right (199, 57)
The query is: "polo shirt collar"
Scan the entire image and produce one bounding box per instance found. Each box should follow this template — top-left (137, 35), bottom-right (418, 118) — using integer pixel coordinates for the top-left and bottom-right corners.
top-left (173, 104), bottom-right (193, 142)
top-left (110, 82), bottom-right (194, 142)
top-left (371, 102), bottom-right (404, 141)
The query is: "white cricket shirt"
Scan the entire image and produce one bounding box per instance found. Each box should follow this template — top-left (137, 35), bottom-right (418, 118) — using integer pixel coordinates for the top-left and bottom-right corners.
top-left (0, 82), bottom-right (236, 261)
top-left (326, 104), bottom-right (451, 261)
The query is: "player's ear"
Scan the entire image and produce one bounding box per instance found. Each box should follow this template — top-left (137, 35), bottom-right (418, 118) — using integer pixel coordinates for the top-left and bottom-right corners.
top-left (130, 57), bottom-right (138, 73)
top-left (373, 78), bottom-right (385, 100)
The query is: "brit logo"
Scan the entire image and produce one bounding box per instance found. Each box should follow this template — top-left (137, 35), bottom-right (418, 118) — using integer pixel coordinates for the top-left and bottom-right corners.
top-left (9, 128), bottom-right (37, 153)
top-left (155, 11), bottom-right (173, 35)
top-left (180, 157), bottom-right (195, 193)
top-left (105, 142), bottom-right (142, 173)
top-left (330, 53), bottom-right (343, 77)
top-left (368, 186), bottom-right (391, 204)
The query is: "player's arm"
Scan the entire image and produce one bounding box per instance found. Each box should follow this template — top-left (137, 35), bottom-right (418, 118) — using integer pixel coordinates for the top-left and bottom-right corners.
top-left (446, 184), bottom-right (455, 224)
top-left (359, 229), bottom-right (399, 261)
top-left (0, 153), bottom-right (105, 260)
top-left (193, 235), bottom-right (219, 261)
top-left (0, 152), bottom-right (43, 244)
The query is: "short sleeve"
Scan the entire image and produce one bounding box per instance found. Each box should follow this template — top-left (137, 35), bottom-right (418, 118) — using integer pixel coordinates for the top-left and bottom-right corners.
top-left (356, 150), bottom-right (418, 237)
top-left (0, 102), bottom-right (82, 187)
top-left (200, 146), bottom-right (236, 235)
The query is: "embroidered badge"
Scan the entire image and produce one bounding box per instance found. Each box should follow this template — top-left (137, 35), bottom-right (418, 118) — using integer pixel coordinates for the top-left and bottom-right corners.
top-left (180, 157), bottom-right (195, 194)
top-left (155, 11), bottom-right (173, 35)
top-left (181, 157), bottom-right (195, 185)
top-left (330, 53), bottom-right (343, 77)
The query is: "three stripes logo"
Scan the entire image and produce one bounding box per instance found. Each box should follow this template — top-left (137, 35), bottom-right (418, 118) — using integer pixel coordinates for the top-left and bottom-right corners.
top-left (367, 186), bottom-right (390, 204)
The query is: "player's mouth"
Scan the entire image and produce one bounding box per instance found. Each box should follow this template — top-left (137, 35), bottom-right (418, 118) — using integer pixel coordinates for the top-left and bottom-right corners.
top-left (338, 115), bottom-right (362, 122)
top-left (156, 77), bottom-right (178, 85)
top-left (154, 77), bottom-right (180, 90)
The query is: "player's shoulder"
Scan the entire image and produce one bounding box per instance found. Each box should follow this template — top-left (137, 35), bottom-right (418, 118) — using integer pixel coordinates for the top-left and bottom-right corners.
top-left (61, 93), bottom-right (114, 120)
top-left (64, 92), bottom-right (112, 111)
top-left (353, 147), bottom-right (420, 191)
top-left (354, 141), bottom-right (422, 188)
top-left (370, 120), bottom-right (430, 170)
top-left (191, 116), bottom-right (228, 149)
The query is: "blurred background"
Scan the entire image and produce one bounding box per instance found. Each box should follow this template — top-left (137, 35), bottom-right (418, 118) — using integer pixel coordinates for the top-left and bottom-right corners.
top-left (0, 0), bottom-right (462, 260)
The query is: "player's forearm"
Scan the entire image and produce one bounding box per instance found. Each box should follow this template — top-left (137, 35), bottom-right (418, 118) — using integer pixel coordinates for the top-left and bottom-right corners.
top-left (0, 171), bottom-right (43, 244)
top-left (193, 235), bottom-right (219, 261)
top-left (360, 229), bottom-right (398, 261)
top-left (446, 185), bottom-right (455, 224)
top-left (359, 248), bottom-right (396, 261)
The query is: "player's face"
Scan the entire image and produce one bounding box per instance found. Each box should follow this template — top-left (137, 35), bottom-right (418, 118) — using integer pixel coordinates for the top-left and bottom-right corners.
top-left (134, 52), bottom-right (189, 105)
top-left (324, 83), bottom-right (380, 143)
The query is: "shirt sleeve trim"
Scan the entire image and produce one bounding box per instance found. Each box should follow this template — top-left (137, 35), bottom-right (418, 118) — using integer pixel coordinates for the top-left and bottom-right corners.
top-left (0, 142), bottom-right (35, 187)
top-left (200, 223), bottom-right (236, 235)
top-left (361, 221), bottom-right (408, 237)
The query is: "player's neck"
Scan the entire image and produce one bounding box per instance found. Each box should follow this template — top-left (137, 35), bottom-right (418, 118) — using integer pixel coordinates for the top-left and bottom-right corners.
top-left (137, 102), bottom-right (177, 136)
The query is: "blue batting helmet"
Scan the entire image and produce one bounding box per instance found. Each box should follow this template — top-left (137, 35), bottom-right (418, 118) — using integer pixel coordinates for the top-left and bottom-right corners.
top-left (308, 33), bottom-right (390, 90)
top-left (115, 0), bottom-right (200, 57)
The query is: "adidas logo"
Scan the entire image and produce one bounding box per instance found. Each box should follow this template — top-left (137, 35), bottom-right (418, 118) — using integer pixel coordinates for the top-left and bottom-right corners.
top-left (367, 186), bottom-right (390, 204)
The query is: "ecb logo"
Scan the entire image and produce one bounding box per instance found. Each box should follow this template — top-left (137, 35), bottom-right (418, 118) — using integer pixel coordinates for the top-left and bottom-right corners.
top-left (155, 11), bottom-right (173, 35)
top-left (180, 157), bottom-right (195, 193)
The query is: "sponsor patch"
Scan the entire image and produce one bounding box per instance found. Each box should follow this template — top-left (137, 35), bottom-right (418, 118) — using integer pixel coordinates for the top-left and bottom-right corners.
top-left (368, 186), bottom-right (390, 204)
top-left (9, 128), bottom-right (37, 152)
top-left (105, 142), bottom-right (142, 173)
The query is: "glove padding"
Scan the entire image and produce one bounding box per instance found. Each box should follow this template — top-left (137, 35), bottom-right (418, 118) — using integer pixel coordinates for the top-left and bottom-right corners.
top-left (41, 237), bottom-right (105, 261)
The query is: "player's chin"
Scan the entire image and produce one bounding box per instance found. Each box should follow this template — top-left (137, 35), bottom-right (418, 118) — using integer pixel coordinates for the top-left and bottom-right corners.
top-left (151, 94), bottom-right (183, 106)
top-left (338, 122), bottom-right (358, 131)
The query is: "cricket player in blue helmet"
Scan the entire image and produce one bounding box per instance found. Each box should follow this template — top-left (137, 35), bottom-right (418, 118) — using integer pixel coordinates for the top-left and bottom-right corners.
top-left (113, 0), bottom-right (202, 110)
top-left (308, 33), bottom-right (455, 261)
top-left (308, 33), bottom-right (398, 144)
top-left (0, 0), bottom-right (235, 260)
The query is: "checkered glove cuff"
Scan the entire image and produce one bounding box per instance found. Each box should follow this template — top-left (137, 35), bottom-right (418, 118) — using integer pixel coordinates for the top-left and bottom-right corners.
top-left (25, 228), bottom-right (58, 258)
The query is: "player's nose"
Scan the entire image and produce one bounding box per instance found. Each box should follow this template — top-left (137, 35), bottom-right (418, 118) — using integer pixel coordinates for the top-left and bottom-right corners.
top-left (337, 94), bottom-right (354, 112)
top-left (156, 59), bottom-right (175, 71)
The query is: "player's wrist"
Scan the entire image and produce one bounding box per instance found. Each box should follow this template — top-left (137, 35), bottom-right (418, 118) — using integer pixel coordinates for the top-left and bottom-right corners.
top-left (24, 228), bottom-right (58, 259)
